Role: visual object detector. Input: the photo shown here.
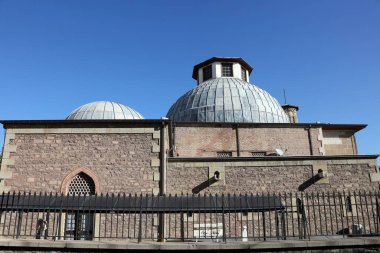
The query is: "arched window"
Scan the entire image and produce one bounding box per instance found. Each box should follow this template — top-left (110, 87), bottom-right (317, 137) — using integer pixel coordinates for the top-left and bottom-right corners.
top-left (68, 173), bottom-right (95, 196)
top-left (65, 172), bottom-right (95, 240)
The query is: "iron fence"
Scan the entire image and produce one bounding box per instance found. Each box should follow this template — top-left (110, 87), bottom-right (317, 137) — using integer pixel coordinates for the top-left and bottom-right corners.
top-left (0, 191), bottom-right (379, 242)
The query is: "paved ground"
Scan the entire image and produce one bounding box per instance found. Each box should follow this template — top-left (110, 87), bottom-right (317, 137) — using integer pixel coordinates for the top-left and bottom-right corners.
top-left (0, 236), bottom-right (380, 251)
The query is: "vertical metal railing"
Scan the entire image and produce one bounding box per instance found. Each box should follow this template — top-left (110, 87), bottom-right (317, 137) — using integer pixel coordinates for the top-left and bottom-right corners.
top-left (0, 191), bottom-right (378, 242)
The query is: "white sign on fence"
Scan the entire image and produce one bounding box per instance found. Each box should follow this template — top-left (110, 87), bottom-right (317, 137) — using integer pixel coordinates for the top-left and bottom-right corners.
top-left (193, 223), bottom-right (223, 241)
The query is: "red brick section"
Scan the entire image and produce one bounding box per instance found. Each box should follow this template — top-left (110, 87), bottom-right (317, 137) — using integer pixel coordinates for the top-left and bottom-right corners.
top-left (7, 133), bottom-right (159, 194)
top-left (239, 127), bottom-right (321, 156)
top-left (174, 126), bottom-right (322, 157)
top-left (174, 127), bottom-right (237, 157)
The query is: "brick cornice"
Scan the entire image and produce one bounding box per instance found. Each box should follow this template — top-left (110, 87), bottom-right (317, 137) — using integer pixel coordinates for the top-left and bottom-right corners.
top-left (168, 154), bottom-right (379, 163)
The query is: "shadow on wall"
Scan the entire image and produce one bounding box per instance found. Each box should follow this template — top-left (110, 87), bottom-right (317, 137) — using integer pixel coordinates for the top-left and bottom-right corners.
top-left (298, 169), bottom-right (327, 191)
top-left (192, 176), bottom-right (219, 194)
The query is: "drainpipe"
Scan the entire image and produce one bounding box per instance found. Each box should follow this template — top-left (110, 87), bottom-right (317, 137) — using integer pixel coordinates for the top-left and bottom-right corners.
top-left (307, 125), bottom-right (314, 155)
top-left (168, 121), bottom-right (174, 157)
top-left (158, 121), bottom-right (166, 242)
top-left (159, 121), bottom-right (166, 195)
top-left (235, 125), bottom-right (241, 157)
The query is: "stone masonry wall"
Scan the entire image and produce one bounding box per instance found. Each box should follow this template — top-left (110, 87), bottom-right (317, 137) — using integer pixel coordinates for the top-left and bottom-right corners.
top-left (167, 159), bottom-right (379, 194)
top-left (326, 164), bottom-right (376, 191)
top-left (5, 133), bottom-right (159, 194)
top-left (167, 165), bottom-right (313, 194)
top-left (174, 126), bottom-right (322, 157)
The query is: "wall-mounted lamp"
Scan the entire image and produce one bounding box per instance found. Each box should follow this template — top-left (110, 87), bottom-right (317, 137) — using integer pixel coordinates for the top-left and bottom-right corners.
top-left (214, 171), bottom-right (221, 181)
top-left (318, 169), bottom-right (328, 178)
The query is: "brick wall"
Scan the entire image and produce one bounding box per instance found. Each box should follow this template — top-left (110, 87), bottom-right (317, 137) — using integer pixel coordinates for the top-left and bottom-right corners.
top-left (5, 133), bottom-right (159, 194)
top-left (239, 127), bottom-right (321, 156)
top-left (174, 125), bottom-right (322, 157)
top-left (174, 126), bottom-right (237, 157)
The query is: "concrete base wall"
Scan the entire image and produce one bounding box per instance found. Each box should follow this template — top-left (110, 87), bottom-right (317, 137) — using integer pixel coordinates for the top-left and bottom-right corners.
top-left (0, 237), bottom-right (380, 252)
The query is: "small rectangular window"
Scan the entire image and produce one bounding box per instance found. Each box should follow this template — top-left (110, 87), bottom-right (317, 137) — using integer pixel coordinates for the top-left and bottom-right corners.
top-left (345, 196), bottom-right (353, 212)
top-left (203, 65), bottom-right (212, 81)
top-left (221, 63), bottom-right (233, 77)
top-left (342, 195), bottom-right (357, 217)
top-left (217, 152), bottom-right (232, 158)
top-left (241, 67), bottom-right (247, 81)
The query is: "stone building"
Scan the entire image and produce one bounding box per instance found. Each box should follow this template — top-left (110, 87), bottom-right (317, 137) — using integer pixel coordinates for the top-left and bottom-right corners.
top-left (0, 57), bottom-right (378, 242)
top-left (1, 56), bottom-right (378, 196)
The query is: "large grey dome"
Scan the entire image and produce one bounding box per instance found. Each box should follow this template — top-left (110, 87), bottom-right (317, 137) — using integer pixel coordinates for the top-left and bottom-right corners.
top-left (167, 78), bottom-right (290, 123)
top-left (66, 101), bottom-right (144, 120)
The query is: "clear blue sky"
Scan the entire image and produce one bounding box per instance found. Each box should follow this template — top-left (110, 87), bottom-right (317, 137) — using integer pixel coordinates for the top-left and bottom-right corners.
top-left (0, 0), bottom-right (379, 157)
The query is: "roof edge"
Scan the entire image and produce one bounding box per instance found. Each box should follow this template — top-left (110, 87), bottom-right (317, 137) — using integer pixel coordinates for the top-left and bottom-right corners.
top-left (172, 122), bottom-right (367, 132)
top-left (0, 119), bottom-right (170, 129)
top-left (0, 120), bottom-right (367, 132)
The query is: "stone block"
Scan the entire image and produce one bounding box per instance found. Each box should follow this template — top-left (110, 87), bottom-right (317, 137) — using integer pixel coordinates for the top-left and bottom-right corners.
top-left (153, 131), bottom-right (160, 139)
top-left (2, 157), bottom-right (15, 166)
top-left (151, 144), bottom-right (160, 153)
top-left (5, 145), bottom-right (17, 152)
top-left (0, 170), bottom-right (13, 179)
top-left (370, 172), bottom-right (380, 182)
top-left (152, 188), bottom-right (160, 195)
top-left (151, 159), bottom-right (160, 167)
top-left (153, 172), bottom-right (160, 181)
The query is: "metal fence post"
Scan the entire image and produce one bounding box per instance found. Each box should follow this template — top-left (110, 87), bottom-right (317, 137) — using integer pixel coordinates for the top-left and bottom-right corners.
top-left (138, 194), bottom-right (143, 243)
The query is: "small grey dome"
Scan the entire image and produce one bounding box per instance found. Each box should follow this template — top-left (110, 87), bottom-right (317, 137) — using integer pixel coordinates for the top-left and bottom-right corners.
top-left (66, 101), bottom-right (144, 120)
top-left (167, 78), bottom-right (289, 123)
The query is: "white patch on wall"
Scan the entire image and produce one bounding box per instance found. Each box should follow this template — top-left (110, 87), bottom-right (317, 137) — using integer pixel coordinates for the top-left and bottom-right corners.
top-left (318, 128), bottom-right (325, 155)
top-left (323, 131), bottom-right (343, 145)
top-left (232, 63), bottom-right (241, 79)
top-left (323, 137), bottom-right (342, 145)
top-left (214, 63), bottom-right (221, 78)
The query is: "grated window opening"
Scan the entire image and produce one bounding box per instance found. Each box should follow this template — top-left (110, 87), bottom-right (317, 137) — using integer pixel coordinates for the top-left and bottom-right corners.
top-left (252, 152), bottom-right (266, 157)
top-left (68, 173), bottom-right (95, 196)
top-left (221, 63), bottom-right (233, 77)
top-left (346, 196), bottom-right (353, 212)
top-left (203, 65), bottom-right (212, 82)
top-left (217, 152), bottom-right (232, 158)
top-left (241, 67), bottom-right (247, 81)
